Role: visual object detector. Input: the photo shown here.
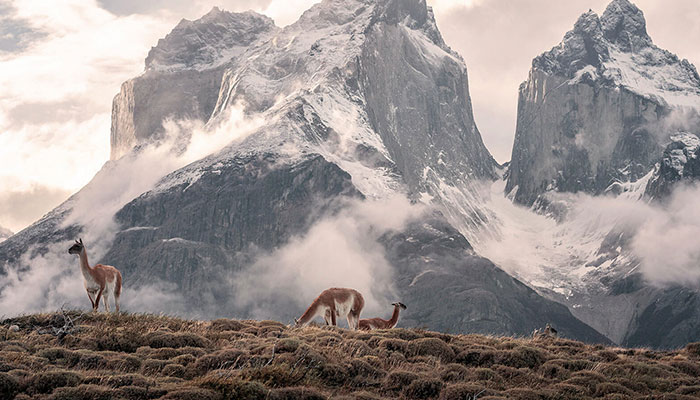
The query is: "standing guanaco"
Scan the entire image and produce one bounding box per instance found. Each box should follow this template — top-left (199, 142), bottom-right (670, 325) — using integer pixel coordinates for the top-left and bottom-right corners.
top-left (295, 288), bottom-right (364, 330)
top-left (68, 239), bottom-right (122, 312)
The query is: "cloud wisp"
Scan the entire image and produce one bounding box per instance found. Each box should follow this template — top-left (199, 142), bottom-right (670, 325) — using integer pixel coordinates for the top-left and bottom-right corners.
top-left (0, 104), bottom-right (263, 317)
top-left (231, 195), bottom-right (426, 326)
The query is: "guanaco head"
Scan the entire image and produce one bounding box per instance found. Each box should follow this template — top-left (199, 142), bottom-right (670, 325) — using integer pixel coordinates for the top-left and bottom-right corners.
top-left (294, 317), bottom-right (299, 326)
top-left (68, 238), bottom-right (84, 255)
top-left (392, 302), bottom-right (407, 310)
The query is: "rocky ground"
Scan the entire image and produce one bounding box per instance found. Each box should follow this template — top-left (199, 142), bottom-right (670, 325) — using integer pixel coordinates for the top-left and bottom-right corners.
top-left (1, 312), bottom-right (700, 399)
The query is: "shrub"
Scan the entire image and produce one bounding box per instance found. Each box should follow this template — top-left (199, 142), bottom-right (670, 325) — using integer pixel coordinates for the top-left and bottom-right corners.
top-left (210, 319), bottom-right (247, 332)
top-left (440, 384), bottom-right (494, 400)
top-left (192, 349), bottom-right (247, 375)
top-left (497, 347), bottom-right (547, 369)
top-left (671, 360), bottom-right (700, 377)
top-left (106, 354), bottom-right (142, 372)
top-left (383, 370), bottom-right (419, 392)
top-left (408, 338), bottom-right (455, 363)
top-left (160, 387), bottom-right (223, 400)
top-left (595, 382), bottom-right (634, 397)
top-left (104, 373), bottom-right (151, 388)
top-left (173, 354), bottom-right (197, 366)
top-left (74, 350), bottom-right (108, 369)
top-left (440, 363), bottom-right (470, 382)
top-left (30, 370), bottom-right (82, 394)
top-left (317, 363), bottom-right (347, 386)
top-left (277, 338), bottom-right (301, 353)
top-left (197, 375), bottom-right (269, 399)
top-left (269, 386), bottom-right (327, 400)
top-left (456, 350), bottom-right (495, 367)
top-left (144, 331), bottom-right (210, 349)
top-left (540, 361), bottom-right (571, 380)
top-left (377, 338), bottom-right (408, 353)
top-left (163, 363), bottom-right (187, 378)
top-left (0, 372), bottom-right (19, 399)
top-left (685, 342), bottom-right (700, 358)
top-left (141, 358), bottom-right (167, 375)
top-left (404, 378), bottom-right (444, 399)
top-left (348, 359), bottom-right (385, 379)
top-left (48, 384), bottom-right (112, 400)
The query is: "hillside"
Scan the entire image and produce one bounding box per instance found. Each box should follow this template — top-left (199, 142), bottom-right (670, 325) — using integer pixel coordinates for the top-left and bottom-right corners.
top-left (2, 313), bottom-right (700, 399)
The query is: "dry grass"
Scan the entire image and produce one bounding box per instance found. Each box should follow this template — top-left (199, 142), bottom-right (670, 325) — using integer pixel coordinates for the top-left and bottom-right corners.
top-left (1, 312), bottom-right (700, 399)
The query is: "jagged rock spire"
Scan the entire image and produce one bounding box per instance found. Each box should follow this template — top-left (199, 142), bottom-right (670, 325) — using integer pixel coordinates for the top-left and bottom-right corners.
top-left (600, 0), bottom-right (651, 51)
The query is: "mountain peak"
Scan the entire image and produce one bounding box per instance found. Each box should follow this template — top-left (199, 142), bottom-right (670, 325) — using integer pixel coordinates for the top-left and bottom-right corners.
top-left (600, 0), bottom-right (651, 51)
top-left (145, 9), bottom-right (277, 71)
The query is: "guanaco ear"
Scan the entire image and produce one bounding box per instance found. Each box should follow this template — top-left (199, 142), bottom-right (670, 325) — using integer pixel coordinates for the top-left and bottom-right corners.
top-left (79, 238), bottom-right (83, 244)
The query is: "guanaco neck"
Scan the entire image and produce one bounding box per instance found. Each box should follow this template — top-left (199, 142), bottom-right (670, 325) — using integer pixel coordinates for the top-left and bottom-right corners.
top-left (78, 248), bottom-right (95, 281)
top-left (297, 301), bottom-right (319, 325)
top-left (387, 305), bottom-right (401, 328)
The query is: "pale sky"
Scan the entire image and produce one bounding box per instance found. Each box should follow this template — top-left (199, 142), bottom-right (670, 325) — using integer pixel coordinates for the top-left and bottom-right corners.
top-left (0, 0), bottom-right (698, 232)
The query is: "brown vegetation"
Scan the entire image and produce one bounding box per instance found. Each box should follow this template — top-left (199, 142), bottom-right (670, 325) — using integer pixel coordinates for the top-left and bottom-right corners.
top-left (1, 312), bottom-right (700, 399)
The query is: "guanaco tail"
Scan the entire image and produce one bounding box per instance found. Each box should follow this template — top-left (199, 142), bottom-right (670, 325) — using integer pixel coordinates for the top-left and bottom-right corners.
top-left (294, 288), bottom-right (364, 330)
top-left (68, 239), bottom-right (122, 313)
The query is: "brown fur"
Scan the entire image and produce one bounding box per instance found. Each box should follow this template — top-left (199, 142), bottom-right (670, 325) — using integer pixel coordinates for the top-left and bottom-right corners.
top-left (359, 302), bottom-right (406, 330)
top-left (296, 288), bottom-right (364, 329)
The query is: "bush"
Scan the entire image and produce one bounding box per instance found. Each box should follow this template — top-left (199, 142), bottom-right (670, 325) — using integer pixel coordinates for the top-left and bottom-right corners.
top-left (197, 375), bottom-right (269, 399)
top-left (192, 349), bottom-right (247, 375)
top-left (685, 342), bottom-right (700, 358)
top-left (141, 359), bottom-right (167, 375)
top-left (30, 370), bottom-right (82, 394)
top-left (163, 363), bottom-right (187, 378)
top-left (106, 354), bottom-right (142, 372)
top-left (160, 388), bottom-right (223, 400)
top-left (144, 331), bottom-right (210, 349)
top-left (377, 338), bottom-right (408, 353)
top-left (104, 373), bottom-right (151, 388)
top-left (317, 363), bottom-right (347, 386)
top-left (277, 338), bottom-right (301, 353)
top-left (456, 350), bottom-right (495, 367)
top-left (48, 384), bottom-right (112, 400)
top-left (440, 363), bottom-right (470, 382)
top-left (440, 384), bottom-right (494, 400)
top-left (269, 386), bottom-right (327, 400)
top-left (497, 347), bottom-right (547, 369)
top-left (595, 382), bottom-right (634, 397)
top-left (210, 319), bottom-right (248, 332)
top-left (0, 372), bottom-right (19, 399)
top-left (384, 370), bottom-right (419, 392)
top-left (404, 378), bottom-right (444, 399)
top-left (408, 338), bottom-right (455, 363)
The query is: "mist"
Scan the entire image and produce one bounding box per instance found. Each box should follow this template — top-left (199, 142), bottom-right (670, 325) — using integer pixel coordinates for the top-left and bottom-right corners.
top-left (0, 104), bottom-right (263, 317)
top-left (230, 195), bottom-right (426, 326)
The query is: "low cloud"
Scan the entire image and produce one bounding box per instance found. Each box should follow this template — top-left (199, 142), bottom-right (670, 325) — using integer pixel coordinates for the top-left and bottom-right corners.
top-left (231, 195), bottom-right (425, 326)
top-left (475, 180), bottom-right (700, 290)
top-left (0, 105), bottom-right (263, 317)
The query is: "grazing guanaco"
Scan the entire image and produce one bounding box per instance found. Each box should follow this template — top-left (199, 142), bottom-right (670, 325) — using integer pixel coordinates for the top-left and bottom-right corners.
top-left (68, 239), bottom-right (122, 313)
top-left (359, 302), bottom-right (407, 330)
top-left (295, 288), bottom-right (364, 330)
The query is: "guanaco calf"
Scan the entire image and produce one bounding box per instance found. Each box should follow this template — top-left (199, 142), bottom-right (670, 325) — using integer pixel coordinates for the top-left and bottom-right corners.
top-left (359, 302), bottom-right (406, 330)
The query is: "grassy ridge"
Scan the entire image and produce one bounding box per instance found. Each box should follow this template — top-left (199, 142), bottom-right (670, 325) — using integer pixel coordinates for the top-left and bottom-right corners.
top-left (1, 312), bottom-right (700, 399)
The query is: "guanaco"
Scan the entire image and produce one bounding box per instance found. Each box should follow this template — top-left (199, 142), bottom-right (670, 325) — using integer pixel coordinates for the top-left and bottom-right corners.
top-left (359, 302), bottom-right (406, 330)
top-left (295, 288), bottom-right (364, 330)
top-left (68, 239), bottom-right (122, 312)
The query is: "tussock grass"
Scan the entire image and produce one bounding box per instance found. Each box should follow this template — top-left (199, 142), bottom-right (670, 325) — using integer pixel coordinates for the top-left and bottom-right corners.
top-left (1, 311), bottom-right (700, 399)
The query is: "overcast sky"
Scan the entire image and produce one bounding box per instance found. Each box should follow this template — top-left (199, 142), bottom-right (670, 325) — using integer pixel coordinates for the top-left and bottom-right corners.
top-left (0, 0), bottom-right (698, 233)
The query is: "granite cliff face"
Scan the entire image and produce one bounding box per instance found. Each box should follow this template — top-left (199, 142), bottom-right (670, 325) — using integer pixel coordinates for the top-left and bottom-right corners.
top-left (506, 0), bottom-right (700, 207)
top-left (110, 8), bottom-right (278, 160)
top-left (0, 226), bottom-right (12, 243)
top-left (483, 0), bottom-right (700, 349)
top-left (0, 0), bottom-right (608, 343)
